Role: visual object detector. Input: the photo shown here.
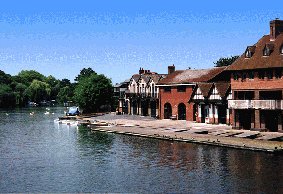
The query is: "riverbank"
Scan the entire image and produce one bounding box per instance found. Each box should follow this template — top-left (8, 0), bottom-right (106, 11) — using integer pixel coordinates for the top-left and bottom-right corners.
top-left (80, 113), bottom-right (283, 153)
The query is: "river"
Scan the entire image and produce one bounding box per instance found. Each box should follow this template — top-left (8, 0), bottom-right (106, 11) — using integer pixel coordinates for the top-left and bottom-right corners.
top-left (0, 107), bottom-right (283, 193)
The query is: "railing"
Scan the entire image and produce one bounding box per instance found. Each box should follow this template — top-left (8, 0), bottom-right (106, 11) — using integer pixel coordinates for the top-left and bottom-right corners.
top-left (228, 100), bottom-right (252, 109)
top-left (228, 100), bottom-right (282, 110)
top-left (125, 92), bottom-right (159, 98)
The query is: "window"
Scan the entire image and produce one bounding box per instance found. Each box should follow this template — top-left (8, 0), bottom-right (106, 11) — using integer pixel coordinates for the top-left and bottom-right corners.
top-left (233, 72), bottom-right (239, 80)
top-left (245, 50), bottom-right (252, 58)
top-left (266, 70), bottom-right (273, 80)
top-left (164, 86), bottom-right (171, 93)
top-left (248, 71), bottom-right (254, 80)
top-left (275, 70), bottom-right (282, 79)
top-left (258, 71), bottom-right (265, 80)
top-left (245, 46), bottom-right (255, 58)
top-left (241, 72), bottom-right (246, 81)
top-left (177, 86), bottom-right (186, 92)
top-left (263, 44), bottom-right (274, 56)
top-left (280, 45), bottom-right (283, 55)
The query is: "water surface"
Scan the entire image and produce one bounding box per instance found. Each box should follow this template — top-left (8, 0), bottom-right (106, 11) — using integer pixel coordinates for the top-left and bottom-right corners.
top-left (0, 107), bottom-right (283, 193)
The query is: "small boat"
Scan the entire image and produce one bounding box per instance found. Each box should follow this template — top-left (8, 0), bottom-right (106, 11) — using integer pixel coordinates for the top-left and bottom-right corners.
top-left (54, 119), bottom-right (62, 124)
top-left (30, 112), bottom-right (34, 115)
top-left (44, 111), bottom-right (50, 115)
top-left (88, 122), bottom-right (115, 128)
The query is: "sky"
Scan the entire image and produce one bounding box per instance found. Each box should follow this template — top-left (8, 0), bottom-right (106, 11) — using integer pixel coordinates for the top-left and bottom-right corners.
top-left (1, 0), bottom-right (283, 85)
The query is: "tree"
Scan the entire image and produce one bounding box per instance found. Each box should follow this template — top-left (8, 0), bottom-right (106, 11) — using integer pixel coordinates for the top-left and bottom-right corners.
top-left (17, 70), bottom-right (46, 86)
top-left (29, 80), bottom-right (51, 102)
top-left (57, 86), bottom-right (74, 104)
top-left (74, 67), bottom-right (97, 82)
top-left (74, 74), bottom-right (113, 113)
top-left (60, 78), bottom-right (72, 88)
top-left (213, 55), bottom-right (240, 67)
top-left (0, 84), bottom-right (16, 108)
top-left (0, 70), bottom-right (12, 85)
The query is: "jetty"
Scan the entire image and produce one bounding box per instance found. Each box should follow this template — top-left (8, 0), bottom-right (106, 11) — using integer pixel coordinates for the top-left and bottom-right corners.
top-left (59, 113), bottom-right (283, 154)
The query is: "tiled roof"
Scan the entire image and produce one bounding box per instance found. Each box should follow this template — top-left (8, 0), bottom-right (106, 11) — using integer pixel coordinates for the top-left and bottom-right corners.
top-left (157, 67), bottom-right (226, 85)
top-left (214, 82), bottom-right (230, 98)
top-left (131, 74), bottom-right (141, 83)
top-left (198, 83), bottom-right (213, 98)
top-left (226, 33), bottom-right (283, 71)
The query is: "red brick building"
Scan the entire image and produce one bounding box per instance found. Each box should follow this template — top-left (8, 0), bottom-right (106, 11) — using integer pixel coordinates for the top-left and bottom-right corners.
top-left (226, 18), bottom-right (283, 132)
top-left (157, 65), bottom-right (230, 121)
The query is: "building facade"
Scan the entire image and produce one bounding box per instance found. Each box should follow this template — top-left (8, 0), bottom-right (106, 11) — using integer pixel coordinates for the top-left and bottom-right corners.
top-left (226, 18), bottom-right (283, 132)
top-left (189, 82), bottom-right (232, 124)
top-left (125, 68), bottom-right (167, 117)
top-left (113, 79), bottom-right (130, 114)
top-left (157, 66), bottom-right (230, 122)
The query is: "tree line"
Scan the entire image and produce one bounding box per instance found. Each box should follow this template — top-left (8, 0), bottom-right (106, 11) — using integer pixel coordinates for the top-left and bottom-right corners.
top-left (0, 67), bottom-right (114, 113)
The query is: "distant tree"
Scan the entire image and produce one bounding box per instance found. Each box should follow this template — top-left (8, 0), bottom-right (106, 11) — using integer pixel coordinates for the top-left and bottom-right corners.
top-left (14, 83), bottom-right (29, 107)
top-left (0, 70), bottom-right (12, 85)
top-left (29, 80), bottom-right (51, 102)
top-left (213, 55), bottom-right (240, 67)
top-left (74, 74), bottom-right (113, 113)
top-left (57, 86), bottom-right (74, 104)
top-left (59, 78), bottom-right (72, 88)
top-left (17, 70), bottom-right (46, 86)
top-left (0, 84), bottom-right (16, 108)
top-left (74, 67), bottom-right (97, 82)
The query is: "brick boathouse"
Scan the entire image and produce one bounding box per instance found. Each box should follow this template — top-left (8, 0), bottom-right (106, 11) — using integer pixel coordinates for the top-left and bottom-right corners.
top-left (157, 65), bottom-right (231, 123)
top-left (226, 18), bottom-right (283, 132)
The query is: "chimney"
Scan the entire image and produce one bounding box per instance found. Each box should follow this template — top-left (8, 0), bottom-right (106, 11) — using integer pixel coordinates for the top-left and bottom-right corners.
top-left (168, 64), bottom-right (175, 74)
top-left (270, 18), bottom-right (283, 40)
top-left (139, 67), bottom-right (145, 74)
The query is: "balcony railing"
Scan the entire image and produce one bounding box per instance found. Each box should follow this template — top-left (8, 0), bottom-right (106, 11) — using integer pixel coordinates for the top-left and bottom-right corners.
top-left (125, 91), bottom-right (159, 98)
top-left (228, 100), bottom-right (282, 110)
top-left (228, 100), bottom-right (252, 109)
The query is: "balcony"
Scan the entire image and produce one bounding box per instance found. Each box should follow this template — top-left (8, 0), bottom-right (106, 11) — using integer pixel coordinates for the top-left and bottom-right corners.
top-left (228, 100), bottom-right (252, 109)
top-left (228, 100), bottom-right (282, 110)
top-left (125, 91), bottom-right (159, 99)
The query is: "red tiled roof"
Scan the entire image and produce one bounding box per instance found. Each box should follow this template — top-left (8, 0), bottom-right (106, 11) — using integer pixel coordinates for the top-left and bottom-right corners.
top-left (157, 67), bottom-right (226, 85)
top-left (198, 83), bottom-right (213, 98)
top-left (226, 33), bottom-right (283, 71)
top-left (214, 82), bottom-right (230, 98)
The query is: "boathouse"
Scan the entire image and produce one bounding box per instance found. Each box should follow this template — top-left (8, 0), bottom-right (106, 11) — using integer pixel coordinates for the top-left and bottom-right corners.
top-left (157, 66), bottom-right (230, 122)
top-left (226, 18), bottom-right (283, 132)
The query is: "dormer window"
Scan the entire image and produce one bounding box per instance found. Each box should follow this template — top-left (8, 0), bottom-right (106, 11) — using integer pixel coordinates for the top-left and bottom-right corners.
top-left (280, 45), bottom-right (283, 55)
top-left (245, 46), bottom-right (256, 58)
top-left (263, 44), bottom-right (274, 56)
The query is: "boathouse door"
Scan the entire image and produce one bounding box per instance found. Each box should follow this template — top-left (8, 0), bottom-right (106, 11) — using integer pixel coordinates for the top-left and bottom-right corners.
top-left (164, 103), bottom-right (172, 119)
top-left (178, 103), bottom-right (186, 120)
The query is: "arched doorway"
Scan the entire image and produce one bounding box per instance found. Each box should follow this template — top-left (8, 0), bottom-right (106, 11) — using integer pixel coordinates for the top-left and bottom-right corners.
top-left (164, 103), bottom-right (172, 119)
top-left (133, 101), bottom-right (137, 115)
top-left (178, 103), bottom-right (186, 120)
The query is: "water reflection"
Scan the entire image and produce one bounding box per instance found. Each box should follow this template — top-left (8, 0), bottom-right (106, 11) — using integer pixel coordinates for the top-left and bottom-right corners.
top-left (75, 126), bottom-right (114, 156)
top-left (1, 107), bottom-right (283, 193)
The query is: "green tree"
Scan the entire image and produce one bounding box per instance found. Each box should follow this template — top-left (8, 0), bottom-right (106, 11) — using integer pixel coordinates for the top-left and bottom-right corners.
top-left (29, 80), bottom-right (51, 102)
top-left (74, 67), bottom-right (97, 82)
top-left (0, 84), bottom-right (16, 108)
top-left (14, 83), bottom-right (28, 107)
top-left (17, 70), bottom-right (46, 86)
top-left (60, 78), bottom-right (72, 88)
top-left (57, 86), bottom-right (73, 104)
top-left (74, 74), bottom-right (113, 113)
top-left (0, 70), bottom-right (12, 85)
top-left (213, 55), bottom-right (240, 67)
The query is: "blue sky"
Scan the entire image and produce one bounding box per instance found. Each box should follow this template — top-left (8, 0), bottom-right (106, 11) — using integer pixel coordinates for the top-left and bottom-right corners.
top-left (1, 0), bottom-right (282, 84)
